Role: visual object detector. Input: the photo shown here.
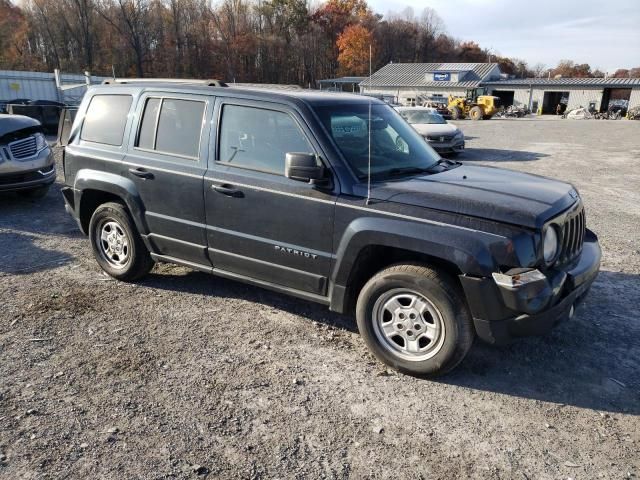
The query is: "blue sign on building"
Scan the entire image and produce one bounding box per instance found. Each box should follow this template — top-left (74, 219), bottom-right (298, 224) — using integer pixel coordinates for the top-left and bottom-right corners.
top-left (433, 72), bottom-right (451, 81)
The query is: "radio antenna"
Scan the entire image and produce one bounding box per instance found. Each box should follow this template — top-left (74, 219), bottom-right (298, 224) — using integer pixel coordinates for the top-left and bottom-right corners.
top-left (366, 44), bottom-right (372, 206)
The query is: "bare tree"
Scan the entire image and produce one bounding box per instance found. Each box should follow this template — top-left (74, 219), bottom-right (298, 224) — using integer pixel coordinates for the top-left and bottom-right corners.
top-left (97, 0), bottom-right (151, 77)
top-left (61, 0), bottom-right (96, 69)
top-left (532, 62), bottom-right (547, 78)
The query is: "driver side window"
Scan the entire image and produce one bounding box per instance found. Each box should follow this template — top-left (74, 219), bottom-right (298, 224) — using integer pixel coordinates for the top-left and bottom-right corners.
top-left (218, 104), bottom-right (314, 174)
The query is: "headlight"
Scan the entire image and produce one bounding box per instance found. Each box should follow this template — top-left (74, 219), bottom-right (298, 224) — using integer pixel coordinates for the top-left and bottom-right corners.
top-left (34, 132), bottom-right (48, 152)
top-left (543, 225), bottom-right (560, 265)
top-left (454, 130), bottom-right (464, 139)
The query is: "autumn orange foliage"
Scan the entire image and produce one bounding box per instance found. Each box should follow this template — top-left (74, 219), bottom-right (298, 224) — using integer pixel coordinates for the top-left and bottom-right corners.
top-left (336, 24), bottom-right (375, 76)
top-left (0, 0), bottom-right (31, 70)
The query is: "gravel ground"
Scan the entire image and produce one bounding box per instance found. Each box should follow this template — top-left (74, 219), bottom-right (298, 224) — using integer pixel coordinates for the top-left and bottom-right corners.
top-left (1, 117), bottom-right (639, 479)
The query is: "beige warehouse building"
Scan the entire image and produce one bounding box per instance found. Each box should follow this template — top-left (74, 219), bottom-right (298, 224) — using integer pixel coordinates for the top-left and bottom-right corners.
top-left (359, 63), bottom-right (640, 114)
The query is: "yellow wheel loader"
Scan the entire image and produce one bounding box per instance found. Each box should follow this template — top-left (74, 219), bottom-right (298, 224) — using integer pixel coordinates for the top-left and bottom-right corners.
top-left (448, 88), bottom-right (501, 120)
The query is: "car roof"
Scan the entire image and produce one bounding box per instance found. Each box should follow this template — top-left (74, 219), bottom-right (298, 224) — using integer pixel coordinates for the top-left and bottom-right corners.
top-left (88, 83), bottom-right (386, 108)
top-left (396, 107), bottom-right (438, 112)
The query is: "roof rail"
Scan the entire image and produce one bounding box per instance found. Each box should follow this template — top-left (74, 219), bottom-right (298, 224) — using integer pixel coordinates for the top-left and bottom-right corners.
top-left (102, 78), bottom-right (228, 87)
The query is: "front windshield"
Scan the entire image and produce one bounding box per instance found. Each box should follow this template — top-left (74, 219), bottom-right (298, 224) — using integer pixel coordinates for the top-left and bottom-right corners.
top-left (314, 103), bottom-right (441, 180)
top-left (400, 110), bottom-right (446, 125)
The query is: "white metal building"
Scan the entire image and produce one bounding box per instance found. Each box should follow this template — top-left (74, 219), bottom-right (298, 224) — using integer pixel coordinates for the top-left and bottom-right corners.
top-left (484, 77), bottom-right (640, 113)
top-left (359, 62), bottom-right (502, 104)
top-left (0, 70), bottom-right (107, 105)
top-left (359, 62), bottom-right (640, 113)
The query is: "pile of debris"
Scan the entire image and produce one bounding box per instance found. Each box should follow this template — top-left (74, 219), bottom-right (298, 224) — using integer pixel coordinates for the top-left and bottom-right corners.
top-left (628, 106), bottom-right (640, 120)
top-left (494, 105), bottom-right (530, 118)
top-left (563, 104), bottom-right (634, 120)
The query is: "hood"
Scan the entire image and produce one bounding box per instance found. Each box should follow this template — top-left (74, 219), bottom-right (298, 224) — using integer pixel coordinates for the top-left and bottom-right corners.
top-left (370, 164), bottom-right (577, 228)
top-left (0, 114), bottom-right (41, 138)
top-left (411, 123), bottom-right (458, 136)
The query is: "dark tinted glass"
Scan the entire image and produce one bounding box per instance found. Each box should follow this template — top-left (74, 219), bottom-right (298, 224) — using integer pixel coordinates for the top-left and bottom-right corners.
top-left (219, 105), bottom-right (313, 174)
top-left (81, 95), bottom-right (132, 146)
top-left (137, 98), bottom-right (161, 149)
top-left (155, 99), bottom-right (205, 158)
top-left (314, 103), bottom-right (440, 179)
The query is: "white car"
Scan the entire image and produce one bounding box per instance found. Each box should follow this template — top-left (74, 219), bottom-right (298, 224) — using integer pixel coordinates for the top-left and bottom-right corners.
top-left (396, 107), bottom-right (465, 156)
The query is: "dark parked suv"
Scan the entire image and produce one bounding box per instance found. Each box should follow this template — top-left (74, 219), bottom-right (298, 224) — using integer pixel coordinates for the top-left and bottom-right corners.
top-left (61, 80), bottom-right (601, 376)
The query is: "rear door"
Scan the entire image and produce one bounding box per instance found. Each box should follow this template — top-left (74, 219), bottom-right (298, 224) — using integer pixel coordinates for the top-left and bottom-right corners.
top-left (123, 92), bottom-right (212, 265)
top-left (204, 98), bottom-right (337, 296)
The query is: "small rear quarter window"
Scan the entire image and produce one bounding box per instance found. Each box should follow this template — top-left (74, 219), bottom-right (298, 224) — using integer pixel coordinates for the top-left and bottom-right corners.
top-left (81, 94), bottom-right (132, 146)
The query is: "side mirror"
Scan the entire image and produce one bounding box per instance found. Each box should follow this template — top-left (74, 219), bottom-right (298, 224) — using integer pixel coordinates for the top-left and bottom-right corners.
top-left (285, 152), bottom-right (325, 183)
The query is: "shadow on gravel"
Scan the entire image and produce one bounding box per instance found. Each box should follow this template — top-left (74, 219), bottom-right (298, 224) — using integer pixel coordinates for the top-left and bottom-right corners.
top-left (0, 231), bottom-right (74, 275)
top-left (143, 268), bottom-right (638, 415)
top-left (0, 183), bottom-right (81, 238)
top-left (141, 270), bottom-right (356, 333)
top-left (445, 270), bottom-right (640, 415)
top-left (461, 148), bottom-right (549, 162)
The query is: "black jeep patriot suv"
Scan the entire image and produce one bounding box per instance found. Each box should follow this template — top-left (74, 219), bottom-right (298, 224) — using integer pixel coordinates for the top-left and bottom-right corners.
top-left (61, 80), bottom-right (601, 376)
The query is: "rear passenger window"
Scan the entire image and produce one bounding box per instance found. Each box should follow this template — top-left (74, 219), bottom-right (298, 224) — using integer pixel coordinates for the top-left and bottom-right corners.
top-left (218, 105), bottom-right (314, 174)
top-left (136, 97), bottom-right (206, 159)
top-left (81, 95), bottom-right (132, 146)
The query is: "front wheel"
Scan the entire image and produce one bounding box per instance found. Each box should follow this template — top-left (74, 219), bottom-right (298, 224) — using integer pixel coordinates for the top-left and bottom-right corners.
top-left (356, 264), bottom-right (474, 377)
top-left (450, 106), bottom-right (463, 120)
top-left (469, 106), bottom-right (483, 120)
top-left (89, 202), bottom-right (154, 281)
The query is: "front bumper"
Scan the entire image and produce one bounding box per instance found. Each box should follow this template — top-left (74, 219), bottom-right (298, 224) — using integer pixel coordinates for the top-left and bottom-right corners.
top-left (0, 147), bottom-right (56, 192)
top-left (460, 229), bottom-right (601, 345)
top-left (428, 138), bottom-right (465, 154)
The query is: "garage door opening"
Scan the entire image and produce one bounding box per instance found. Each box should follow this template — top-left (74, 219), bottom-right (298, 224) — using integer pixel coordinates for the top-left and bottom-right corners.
top-left (542, 91), bottom-right (569, 114)
top-left (601, 88), bottom-right (632, 113)
top-left (492, 90), bottom-right (515, 107)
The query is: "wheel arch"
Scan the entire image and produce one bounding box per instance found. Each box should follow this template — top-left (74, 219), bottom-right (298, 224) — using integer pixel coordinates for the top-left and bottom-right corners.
top-left (329, 217), bottom-right (502, 314)
top-left (74, 170), bottom-right (148, 236)
top-left (332, 244), bottom-right (464, 315)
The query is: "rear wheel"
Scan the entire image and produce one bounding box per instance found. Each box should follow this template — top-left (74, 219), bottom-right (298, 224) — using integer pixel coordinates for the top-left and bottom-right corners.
top-left (356, 264), bottom-right (474, 377)
top-left (89, 202), bottom-right (154, 281)
top-left (469, 106), bottom-right (483, 120)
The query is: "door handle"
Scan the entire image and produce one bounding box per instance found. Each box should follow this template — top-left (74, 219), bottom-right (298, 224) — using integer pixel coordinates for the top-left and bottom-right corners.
top-left (129, 168), bottom-right (154, 180)
top-left (211, 183), bottom-right (242, 197)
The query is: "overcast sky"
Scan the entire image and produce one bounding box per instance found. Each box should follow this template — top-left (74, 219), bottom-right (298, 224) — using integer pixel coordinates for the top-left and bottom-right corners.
top-left (368, 0), bottom-right (640, 73)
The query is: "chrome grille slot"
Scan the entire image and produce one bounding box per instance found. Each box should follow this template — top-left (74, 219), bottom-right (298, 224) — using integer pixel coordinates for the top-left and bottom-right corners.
top-left (427, 134), bottom-right (454, 142)
top-left (9, 136), bottom-right (37, 160)
top-left (559, 203), bottom-right (585, 263)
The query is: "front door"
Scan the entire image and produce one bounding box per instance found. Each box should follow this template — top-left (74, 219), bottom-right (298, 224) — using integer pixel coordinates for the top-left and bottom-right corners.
top-left (204, 99), bottom-right (337, 296)
top-left (123, 92), bottom-right (212, 265)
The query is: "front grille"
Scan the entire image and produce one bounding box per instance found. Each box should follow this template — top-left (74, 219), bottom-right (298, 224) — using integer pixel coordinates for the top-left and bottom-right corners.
top-left (558, 203), bottom-right (586, 263)
top-left (427, 134), bottom-right (454, 142)
top-left (9, 136), bottom-right (37, 160)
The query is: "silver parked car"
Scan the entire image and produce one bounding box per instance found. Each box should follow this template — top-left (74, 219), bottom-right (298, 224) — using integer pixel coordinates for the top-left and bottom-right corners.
top-left (396, 107), bottom-right (465, 156)
top-left (0, 114), bottom-right (55, 198)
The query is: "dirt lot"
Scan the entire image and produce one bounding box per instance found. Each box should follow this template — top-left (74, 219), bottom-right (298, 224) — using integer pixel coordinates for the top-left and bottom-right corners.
top-left (1, 118), bottom-right (639, 479)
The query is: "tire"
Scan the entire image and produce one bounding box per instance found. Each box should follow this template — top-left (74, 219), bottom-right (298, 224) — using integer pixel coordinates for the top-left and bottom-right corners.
top-left (469, 106), bottom-right (483, 121)
top-left (18, 185), bottom-right (49, 199)
top-left (450, 106), bottom-right (463, 120)
top-left (356, 264), bottom-right (474, 377)
top-left (89, 202), bottom-right (154, 281)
